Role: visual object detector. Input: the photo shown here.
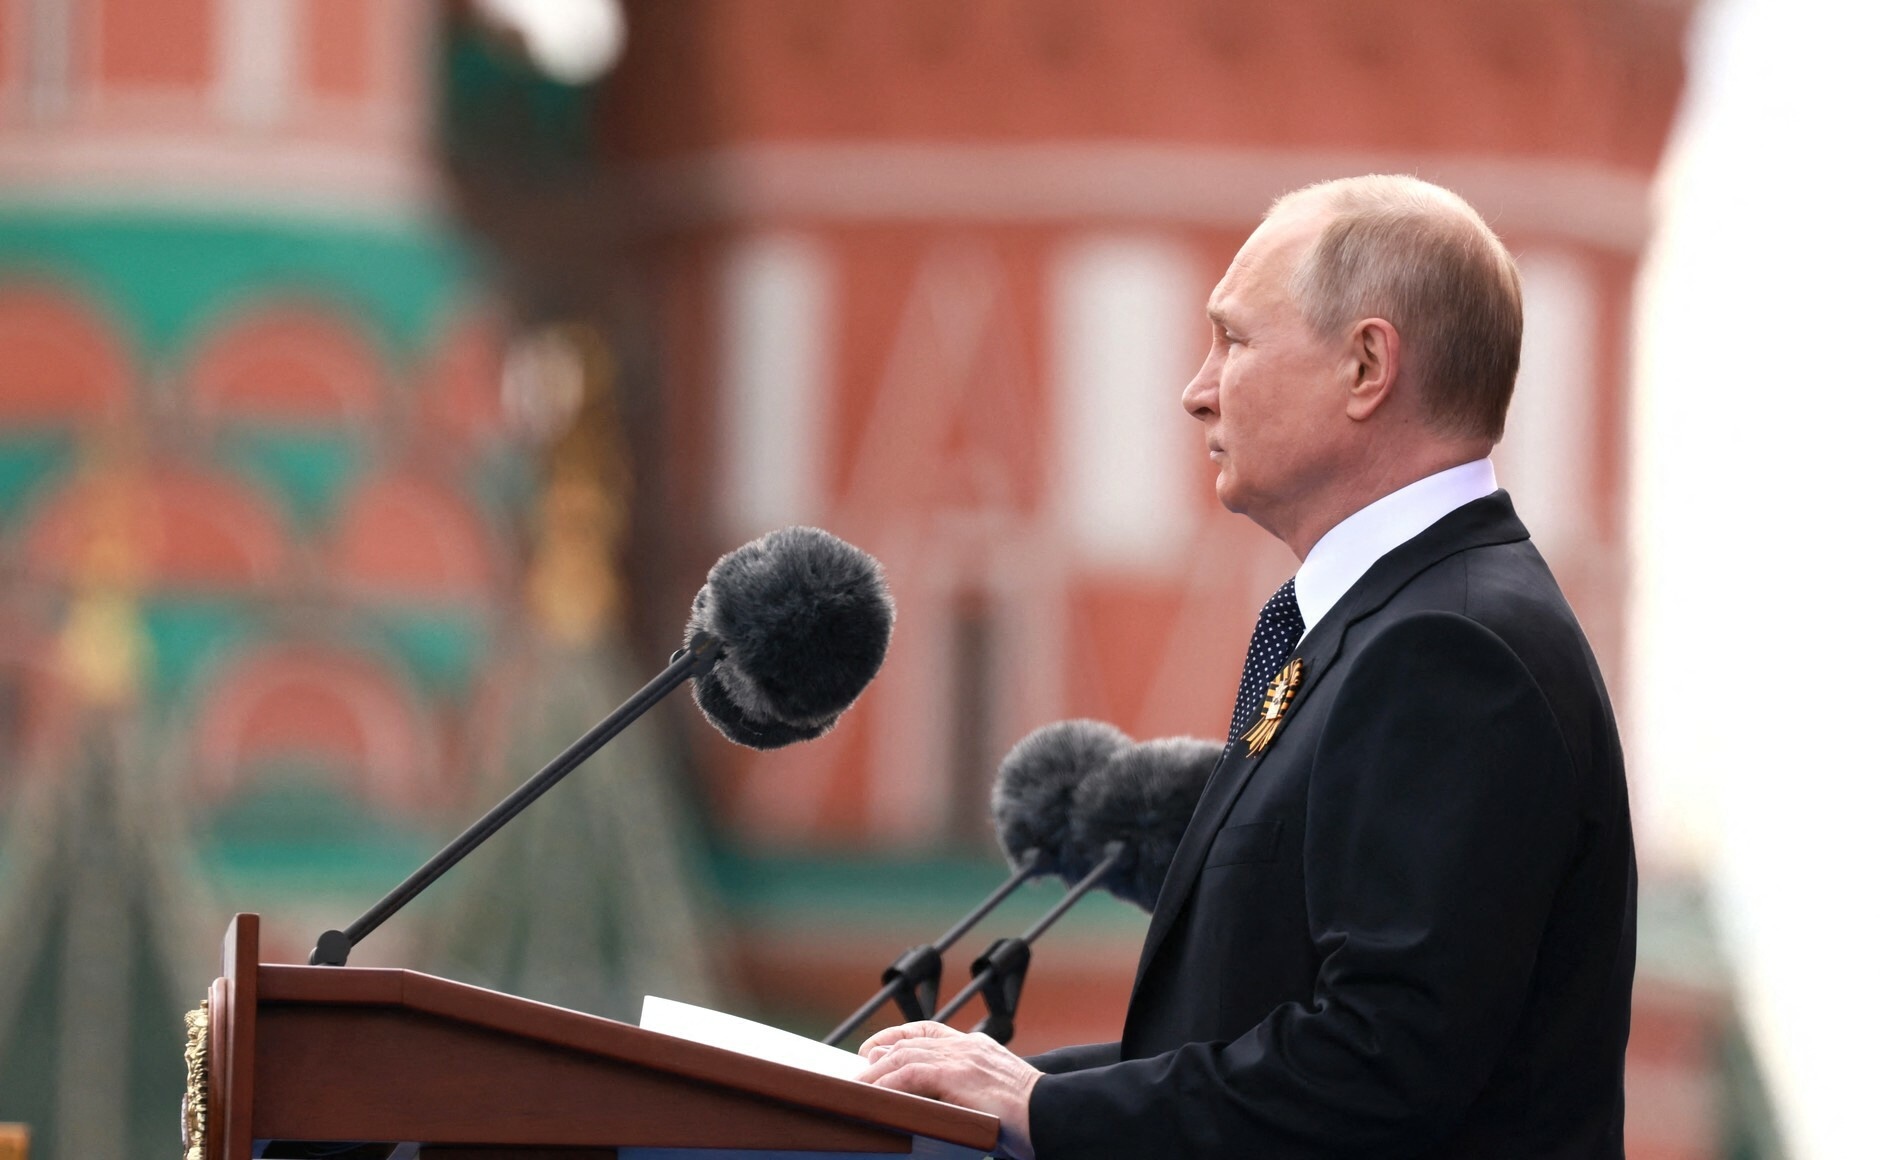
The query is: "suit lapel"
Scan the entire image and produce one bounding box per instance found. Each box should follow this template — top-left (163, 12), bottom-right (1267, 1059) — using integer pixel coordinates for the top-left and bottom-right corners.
top-left (1129, 616), bottom-right (1344, 993)
top-left (1126, 492), bottom-right (1531, 1005)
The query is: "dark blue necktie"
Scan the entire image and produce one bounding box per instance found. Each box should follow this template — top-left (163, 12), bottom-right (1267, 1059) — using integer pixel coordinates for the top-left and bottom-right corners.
top-left (1227, 578), bottom-right (1305, 746)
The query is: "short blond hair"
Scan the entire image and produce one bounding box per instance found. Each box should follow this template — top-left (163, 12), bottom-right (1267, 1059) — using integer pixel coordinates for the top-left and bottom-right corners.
top-left (1272, 175), bottom-right (1523, 441)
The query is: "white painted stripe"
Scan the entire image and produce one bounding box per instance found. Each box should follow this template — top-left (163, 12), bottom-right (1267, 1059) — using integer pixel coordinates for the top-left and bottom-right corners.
top-left (0, 133), bottom-right (439, 224)
top-left (1051, 234), bottom-right (1198, 570)
top-left (718, 232), bottom-right (833, 537)
top-left (0, 139), bottom-right (1651, 249)
top-left (1496, 248), bottom-right (1598, 557)
top-left (216, 0), bottom-right (298, 129)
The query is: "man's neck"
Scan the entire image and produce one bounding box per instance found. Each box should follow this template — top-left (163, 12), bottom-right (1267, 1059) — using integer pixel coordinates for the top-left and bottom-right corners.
top-left (1289, 458), bottom-right (1499, 634)
top-left (1276, 442), bottom-right (1493, 561)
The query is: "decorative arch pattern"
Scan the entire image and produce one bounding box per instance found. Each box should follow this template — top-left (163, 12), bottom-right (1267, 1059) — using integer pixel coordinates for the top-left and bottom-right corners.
top-left (329, 469), bottom-right (499, 604)
top-left (0, 285), bottom-right (136, 426)
top-left (191, 644), bottom-right (440, 813)
top-left (184, 300), bottom-right (387, 426)
top-left (21, 462), bottom-right (289, 590)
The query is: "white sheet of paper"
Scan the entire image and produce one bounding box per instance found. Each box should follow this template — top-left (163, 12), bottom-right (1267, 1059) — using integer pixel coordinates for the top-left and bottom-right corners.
top-left (639, 995), bottom-right (868, 1081)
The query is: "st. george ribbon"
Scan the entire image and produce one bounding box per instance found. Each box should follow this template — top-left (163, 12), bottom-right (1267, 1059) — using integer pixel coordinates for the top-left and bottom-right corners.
top-left (822, 719), bottom-right (1133, 1045)
top-left (307, 526), bottom-right (895, 967)
top-left (931, 734), bottom-right (1223, 1044)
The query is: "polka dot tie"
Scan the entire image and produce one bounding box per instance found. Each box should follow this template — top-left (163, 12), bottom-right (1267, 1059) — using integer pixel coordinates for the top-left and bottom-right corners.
top-left (1227, 578), bottom-right (1305, 746)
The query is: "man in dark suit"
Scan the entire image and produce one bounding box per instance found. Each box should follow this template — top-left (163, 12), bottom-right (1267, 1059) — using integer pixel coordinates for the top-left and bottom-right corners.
top-left (859, 175), bottom-right (1634, 1159)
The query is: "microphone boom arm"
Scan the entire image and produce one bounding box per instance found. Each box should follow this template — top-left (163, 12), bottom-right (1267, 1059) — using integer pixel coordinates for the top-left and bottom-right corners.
top-left (823, 847), bottom-right (1041, 1045)
top-left (307, 634), bottom-right (725, 966)
top-left (932, 840), bottom-right (1126, 1042)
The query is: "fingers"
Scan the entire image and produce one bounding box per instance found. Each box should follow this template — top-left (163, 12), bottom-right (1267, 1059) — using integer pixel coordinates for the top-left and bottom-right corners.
top-left (858, 1019), bottom-right (963, 1061)
top-left (855, 1032), bottom-right (1041, 1160)
top-left (863, 1051), bottom-right (943, 1094)
top-left (856, 1035), bottom-right (939, 1087)
top-left (855, 1026), bottom-right (1018, 1088)
top-left (856, 1024), bottom-right (972, 1088)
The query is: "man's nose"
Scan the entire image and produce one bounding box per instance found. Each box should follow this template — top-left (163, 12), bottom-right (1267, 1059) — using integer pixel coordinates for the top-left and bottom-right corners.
top-left (1182, 358), bottom-right (1217, 419)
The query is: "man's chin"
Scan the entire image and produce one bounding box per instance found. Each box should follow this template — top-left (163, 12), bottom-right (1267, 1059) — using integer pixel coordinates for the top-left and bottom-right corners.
top-left (1214, 476), bottom-right (1250, 516)
top-left (1216, 483), bottom-right (1282, 541)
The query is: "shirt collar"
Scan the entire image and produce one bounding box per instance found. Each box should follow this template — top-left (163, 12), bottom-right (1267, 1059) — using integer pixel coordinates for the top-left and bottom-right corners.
top-left (1292, 458), bottom-right (1499, 636)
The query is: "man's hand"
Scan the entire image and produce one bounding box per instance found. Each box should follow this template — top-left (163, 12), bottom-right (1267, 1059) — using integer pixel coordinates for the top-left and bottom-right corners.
top-left (858, 1021), bottom-right (1042, 1160)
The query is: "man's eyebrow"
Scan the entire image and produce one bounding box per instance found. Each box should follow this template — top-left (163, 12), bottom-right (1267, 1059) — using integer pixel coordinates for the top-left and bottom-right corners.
top-left (1206, 305), bottom-right (1230, 328)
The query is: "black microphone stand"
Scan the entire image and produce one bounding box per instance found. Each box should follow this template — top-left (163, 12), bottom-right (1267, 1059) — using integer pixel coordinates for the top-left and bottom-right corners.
top-left (823, 847), bottom-right (1041, 1045)
top-left (932, 840), bottom-right (1125, 1045)
top-left (307, 635), bottom-right (725, 966)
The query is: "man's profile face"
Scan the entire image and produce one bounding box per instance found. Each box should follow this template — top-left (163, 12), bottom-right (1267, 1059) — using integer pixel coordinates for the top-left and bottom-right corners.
top-left (1182, 205), bottom-right (1350, 532)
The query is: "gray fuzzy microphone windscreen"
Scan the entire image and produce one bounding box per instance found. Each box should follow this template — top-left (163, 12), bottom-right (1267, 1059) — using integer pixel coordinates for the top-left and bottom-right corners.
top-left (991, 719), bottom-right (1134, 882)
top-left (1071, 737), bottom-right (1221, 911)
top-left (685, 526), bottom-right (895, 750)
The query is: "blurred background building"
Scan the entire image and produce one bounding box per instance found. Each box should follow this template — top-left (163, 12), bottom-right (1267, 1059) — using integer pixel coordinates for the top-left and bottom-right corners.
top-left (0, 1), bottom-right (1797, 1158)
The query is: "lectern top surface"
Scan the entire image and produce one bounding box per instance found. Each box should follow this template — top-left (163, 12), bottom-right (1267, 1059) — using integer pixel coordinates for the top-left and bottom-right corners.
top-left (254, 962), bottom-right (1000, 1154)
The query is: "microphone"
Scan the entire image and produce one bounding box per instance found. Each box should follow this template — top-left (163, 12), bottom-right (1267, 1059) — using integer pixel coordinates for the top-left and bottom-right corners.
top-left (992, 719), bottom-right (1134, 880)
top-left (687, 525), bottom-right (895, 749)
top-left (1070, 736), bottom-right (1220, 911)
top-left (822, 719), bottom-right (1131, 1045)
top-left (933, 734), bottom-right (1219, 1042)
top-left (308, 526), bottom-right (894, 966)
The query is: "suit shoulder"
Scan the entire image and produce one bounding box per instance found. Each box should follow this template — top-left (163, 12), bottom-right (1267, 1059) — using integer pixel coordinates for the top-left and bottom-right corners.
top-left (1363, 540), bottom-right (1614, 702)
top-left (1325, 613), bottom-right (1577, 794)
top-left (1365, 542), bottom-right (1623, 795)
top-left (1384, 541), bottom-right (1590, 671)
top-left (1342, 608), bottom-right (1543, 694)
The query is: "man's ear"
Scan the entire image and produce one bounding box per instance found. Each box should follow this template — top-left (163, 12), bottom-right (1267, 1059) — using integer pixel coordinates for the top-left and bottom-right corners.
top-left (1345, 317), bottom-right (1400, 422)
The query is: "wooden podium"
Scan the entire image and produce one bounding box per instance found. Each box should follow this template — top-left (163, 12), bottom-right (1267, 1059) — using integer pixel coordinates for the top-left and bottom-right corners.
top-left (191, 915), bottom-right (1000, 1159)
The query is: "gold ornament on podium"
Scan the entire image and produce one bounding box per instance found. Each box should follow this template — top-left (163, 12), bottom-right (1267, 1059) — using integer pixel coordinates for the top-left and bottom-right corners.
top-left (1242, 658), bottom-right (1303, 756)
top-left (182, 999), bottom-right (209, 1160)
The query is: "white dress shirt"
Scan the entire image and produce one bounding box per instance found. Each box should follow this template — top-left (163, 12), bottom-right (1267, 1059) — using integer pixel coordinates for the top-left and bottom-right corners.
top-left (1292, 458), bottom-right (1499, 637)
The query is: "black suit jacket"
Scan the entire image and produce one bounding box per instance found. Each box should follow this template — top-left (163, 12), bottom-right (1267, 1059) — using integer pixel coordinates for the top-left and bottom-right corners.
top-left (1028, 493), bottom-right (1635, 1158)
